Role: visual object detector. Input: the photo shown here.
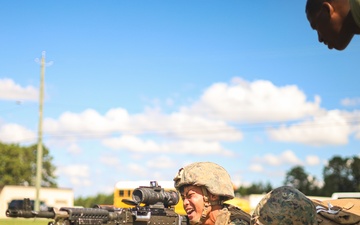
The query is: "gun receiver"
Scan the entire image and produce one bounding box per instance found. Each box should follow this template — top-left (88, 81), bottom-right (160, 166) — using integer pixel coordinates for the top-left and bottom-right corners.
top-left (6, 181), bottom-right (188, 225)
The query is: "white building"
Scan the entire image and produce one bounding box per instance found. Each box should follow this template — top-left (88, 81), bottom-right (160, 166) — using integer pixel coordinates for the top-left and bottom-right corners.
top-left (0, 185), bottom-right (74, 219)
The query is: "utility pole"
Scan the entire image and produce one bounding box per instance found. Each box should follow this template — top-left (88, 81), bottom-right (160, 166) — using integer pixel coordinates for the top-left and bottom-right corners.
top-left (35, 51), bottom-right (46, 211)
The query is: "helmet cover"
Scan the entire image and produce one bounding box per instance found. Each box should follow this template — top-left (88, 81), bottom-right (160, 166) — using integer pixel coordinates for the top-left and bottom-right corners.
top-left (173, 161), bottom-right (234, 200)
top-left (251, 186), bottom-right (317, 225)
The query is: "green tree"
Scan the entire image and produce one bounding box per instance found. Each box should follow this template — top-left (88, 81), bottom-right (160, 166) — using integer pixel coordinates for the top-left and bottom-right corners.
top-left (284, 166), bottom-right (309, 192)
top-left (75, 193), bottom-right (114, 207)
top-left (283, 166), bottom-right (320, 196)
top-left (350, 156), bottom-right (360, 191)
top-left (0, 142), bottom-right (57, 187)
top-left (237, 181), bottom-right (272, 196)
top-left (322, 155), bottom-right (355, 196)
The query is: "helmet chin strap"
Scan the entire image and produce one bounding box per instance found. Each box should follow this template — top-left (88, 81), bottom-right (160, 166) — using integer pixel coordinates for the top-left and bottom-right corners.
top-left (190, 187), bottom-right (222, 225)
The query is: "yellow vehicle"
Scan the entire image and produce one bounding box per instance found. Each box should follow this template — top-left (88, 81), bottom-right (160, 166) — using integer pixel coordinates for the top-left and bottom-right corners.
top-left (226, 197), bottom-right (251, 214)
top-left (113, 180), bottom-right (250, 215)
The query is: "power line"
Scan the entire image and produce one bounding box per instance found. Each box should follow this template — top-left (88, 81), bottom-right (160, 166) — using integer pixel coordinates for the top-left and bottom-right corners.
top-left (8, 117), bottom-right (360, 143)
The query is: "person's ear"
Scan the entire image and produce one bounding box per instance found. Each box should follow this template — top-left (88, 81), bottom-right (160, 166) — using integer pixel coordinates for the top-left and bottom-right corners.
top-left (209, 194), bottom-right (219, 201)
top-left (322, 2), bottom-right (335, 17)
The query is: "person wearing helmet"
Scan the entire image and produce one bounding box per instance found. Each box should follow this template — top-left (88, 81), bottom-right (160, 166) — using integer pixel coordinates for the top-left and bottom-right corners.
top-left (173, 162), bottom-right (250, 225)
top-left (305, 0), bottom-right (360, 50)
top-left (251, 186), bottom-right (318, 225)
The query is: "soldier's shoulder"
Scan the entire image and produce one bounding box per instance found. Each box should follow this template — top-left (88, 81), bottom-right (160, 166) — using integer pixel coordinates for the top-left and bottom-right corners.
top-left (229, 218), bottom-right (250, 225)
top-left (227, 204), bottom-right (250, 225)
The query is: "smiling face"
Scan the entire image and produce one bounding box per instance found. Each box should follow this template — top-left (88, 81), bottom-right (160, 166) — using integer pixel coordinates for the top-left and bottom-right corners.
top-left (306, 1), bottom-right (354, 50)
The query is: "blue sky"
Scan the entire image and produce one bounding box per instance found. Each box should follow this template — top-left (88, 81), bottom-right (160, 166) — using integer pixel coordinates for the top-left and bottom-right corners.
top-left (1, 1), bottom-right (359, 198)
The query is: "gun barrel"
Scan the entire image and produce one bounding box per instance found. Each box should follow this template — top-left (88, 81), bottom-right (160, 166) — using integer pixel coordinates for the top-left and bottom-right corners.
top-left (6, 209), bottom-right (55, 218)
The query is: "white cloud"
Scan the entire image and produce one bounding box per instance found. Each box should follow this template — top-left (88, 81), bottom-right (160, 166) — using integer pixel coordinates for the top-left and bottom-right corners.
top-left (306, 155), bottom-right (320, 166)
top-left (182, 78), bottom-right (322, 123)
top-left (341, 97), bottom-right (360, 107)
top-left (0, 123), bottom-right (36, 143)
top-left (127, 163), bottom-right (148, 176)
top-left (263, 154), bottom-right (281, 166)
top-left (155, 111), bottom-right (243, 141)
top-left (342, 110), bottom-right (360, 140)
top-left (44, 108), bottom-right (131, 134)
top-left (58, 164), bottom-right (90, 178)
top-left (282, 150), bottom-right (302, 165)
top-left (100, 155), bottom-right (121, 167)
top-left (249, 164), bottom-right (263, 172)
top-left (42, 78), bottom-right (327, 149)
top-left (56, 164), bottom-right (92, 187)
top-left (127, 108), bottom-right (242, 141)
top-left (267, 110), bottom-right (351, 146)
top-left (102, 135), bottom-right (234, 156)
top-left (37, 78), bottom-right (351, 156)
top-left (0, 78), bottom-right (38, 101)
top-left (44, 107), bottom-right (243, 142)
top-left (168, 140), bottom-right (234, 156)
top-left (102, 135), bottom-right (162, 153)
top-left (6, 78), bottom-right (356, 160)
top-left (69, 177), bottom-right (92, 187)
top-left (146, 155), bottom-right (177, 169)
top-left (166, 98), bottom-right (174, 106)
top-left (67, 143), bottom-right (82, 154)
top-left (254, 150), bottom-right (302, 166)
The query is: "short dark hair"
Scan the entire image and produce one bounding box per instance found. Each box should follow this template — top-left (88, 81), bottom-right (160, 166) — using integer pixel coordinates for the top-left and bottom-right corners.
top-left (305, 0), bottom-right (330, 14)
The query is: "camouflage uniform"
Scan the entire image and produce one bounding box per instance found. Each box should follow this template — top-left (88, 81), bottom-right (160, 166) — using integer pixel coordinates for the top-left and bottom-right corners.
top-left (173, 162), bottom-right (250, 225)
top-left (222, 204), bottom-right (250, 225)
top-left (251, 186), bottom-right (318, 225)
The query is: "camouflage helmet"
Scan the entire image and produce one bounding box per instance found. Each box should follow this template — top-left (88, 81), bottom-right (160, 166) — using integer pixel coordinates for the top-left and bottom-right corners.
top-left (251, 186), bottom-right (318, 225)
top-left (173, 161), bottom-right (234, 200)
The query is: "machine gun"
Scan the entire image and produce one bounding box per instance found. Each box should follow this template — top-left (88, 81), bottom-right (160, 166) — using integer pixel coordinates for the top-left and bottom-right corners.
top-left (6, 181), bottom-right (188, 225)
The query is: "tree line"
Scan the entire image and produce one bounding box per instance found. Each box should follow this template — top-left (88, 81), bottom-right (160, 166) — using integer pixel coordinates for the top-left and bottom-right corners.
top-left (236, 155), bottom-right (360, 197)
top-left (0, 142), bottom-right (359, 205)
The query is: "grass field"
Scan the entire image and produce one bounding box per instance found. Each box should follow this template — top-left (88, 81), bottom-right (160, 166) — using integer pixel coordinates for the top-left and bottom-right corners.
top-left (0, 218), bottom-right (51, 225)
